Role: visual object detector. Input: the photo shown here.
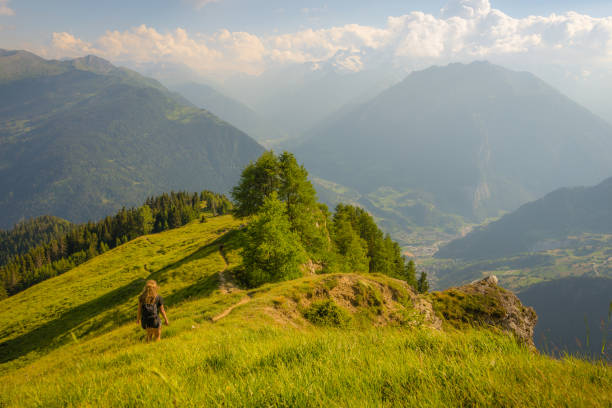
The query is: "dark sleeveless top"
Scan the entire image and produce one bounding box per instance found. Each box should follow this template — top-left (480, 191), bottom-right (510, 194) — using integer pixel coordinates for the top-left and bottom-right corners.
top-left (140, 295), bottom-right (163, 329)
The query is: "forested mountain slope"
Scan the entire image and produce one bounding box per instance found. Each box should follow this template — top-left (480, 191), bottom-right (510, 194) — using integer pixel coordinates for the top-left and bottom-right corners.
top-left (0, 50), bottom-right (264, 228)
top-left (0, 191), bottom-right (231, 298)
top-left (436, 176), bottom-right (612, 260)
top-left (296, 61), bottom-right (612, 222)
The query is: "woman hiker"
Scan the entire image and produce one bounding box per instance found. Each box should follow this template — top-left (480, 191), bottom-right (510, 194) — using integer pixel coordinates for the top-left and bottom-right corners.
top-left (137, 280), bottom-right (169, 342)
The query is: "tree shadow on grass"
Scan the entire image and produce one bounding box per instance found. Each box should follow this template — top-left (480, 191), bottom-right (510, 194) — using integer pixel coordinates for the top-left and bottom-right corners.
top-left (0, 231), bottom-right (243, 364)
top-left (0, 277), bottom-right (146, 364)
top-left (149, 230), bottom-right (242, 284)
top-left (161, 230), bottom-right (245, 308)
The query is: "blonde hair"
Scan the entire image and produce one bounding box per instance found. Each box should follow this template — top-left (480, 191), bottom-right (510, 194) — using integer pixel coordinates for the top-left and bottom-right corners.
top-left (139, 280), bottom-right (159, 305)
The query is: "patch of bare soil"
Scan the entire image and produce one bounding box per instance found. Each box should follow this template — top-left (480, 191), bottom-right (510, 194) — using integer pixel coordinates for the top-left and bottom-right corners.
top-left (212, 245), bottom-right (250, 321)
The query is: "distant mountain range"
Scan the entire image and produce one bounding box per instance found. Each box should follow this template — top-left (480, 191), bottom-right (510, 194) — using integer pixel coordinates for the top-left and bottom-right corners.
top-left (0, 50), bottom-right (263, 228)
top-left (295, 61), bottom-right (612, 222)
top-left (436, 176), bottom-right (612, 260)
top-left (218, 61), bottom-right (401, 138)
top-left (432, 175), bottom-right (612, 359)
top-left (170, 82), bottom-right (286, 145)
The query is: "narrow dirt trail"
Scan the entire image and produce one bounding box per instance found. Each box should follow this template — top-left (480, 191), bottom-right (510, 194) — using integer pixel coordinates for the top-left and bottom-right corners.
top-left (217, 245), bottom-right (237, 294)
top-left (212, 296), bottom-right (250, 322)
top-left (213, 245), bottom-right (250, 322)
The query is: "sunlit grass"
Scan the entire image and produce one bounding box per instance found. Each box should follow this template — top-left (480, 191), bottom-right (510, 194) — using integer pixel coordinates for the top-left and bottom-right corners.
top-left (1, 216), bottom-right (610, 407)
top-left (1, 323), bottom-right (610, 407)
top-left (0, 215), bottom-right (243, 369)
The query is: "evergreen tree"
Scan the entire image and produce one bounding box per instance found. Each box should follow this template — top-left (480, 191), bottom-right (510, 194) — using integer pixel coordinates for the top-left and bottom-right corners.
top-left (231, 151), bottom-right (281, 218)
top-left (403, 259), bottom-right (418, 289)
top-left (241, 193), bottom-right (306, 288)
top-left (278, 153), bottom-right (331, 260)
top-left (332, 217), bottom-right (369, 272)
top-left (343, 233), bottom-right (369, 273)
top-left (417, 271), bottom-right (430, 293)
top-left (278, 152), bottom-right (317, 222)
top-left (137, 205), bottom-right (154, 235)
top-left (168, 207), bottom-right (182, 229)
top-left (232, 151), bottom-right (331, 262)
top-left (332, 204), bottom-right (405, 278)
top-left (0, 216), bottom-right (74, 266)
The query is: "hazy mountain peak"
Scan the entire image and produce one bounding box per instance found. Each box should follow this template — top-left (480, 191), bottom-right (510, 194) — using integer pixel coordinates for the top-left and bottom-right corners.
top-left (0, 49), bottom-right (39, 58)
top-left (0, 49), bottom-right (67, 82)
top-left (69, 54), bottom-right (117, 74)
top-left (296, 62), bottom-right (612, 223)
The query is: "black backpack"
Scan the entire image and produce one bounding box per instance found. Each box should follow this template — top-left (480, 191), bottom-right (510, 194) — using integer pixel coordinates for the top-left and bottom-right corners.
top-left (141, 297), bottom-right (158, 320)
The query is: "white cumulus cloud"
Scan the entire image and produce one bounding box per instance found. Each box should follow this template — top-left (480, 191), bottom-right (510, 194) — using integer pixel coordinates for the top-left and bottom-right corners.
top-left (45, 0), bottom-right (612, 77)
top-left (50, 25), bottom-right (265, 75)
top-left (51, 32), bottom-right (99, 56)
top-left (441, 0), bottom-right (491, 19)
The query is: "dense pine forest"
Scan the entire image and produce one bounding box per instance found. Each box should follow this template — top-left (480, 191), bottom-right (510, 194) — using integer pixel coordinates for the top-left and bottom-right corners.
top-left (0, 191), bottom-right (231, 298)
top-left (0, 216), bottom-right (74, 267)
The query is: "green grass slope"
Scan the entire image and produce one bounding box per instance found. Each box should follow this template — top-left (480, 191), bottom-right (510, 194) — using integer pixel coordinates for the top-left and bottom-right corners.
top-left (0, 215), bottom-right (244, 367)
top-left (1, 216), bottom-right (610, 407)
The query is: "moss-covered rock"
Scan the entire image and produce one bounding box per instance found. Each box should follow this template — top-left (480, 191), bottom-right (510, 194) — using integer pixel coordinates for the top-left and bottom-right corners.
top-left (430, 276), bottom-right (537, 347)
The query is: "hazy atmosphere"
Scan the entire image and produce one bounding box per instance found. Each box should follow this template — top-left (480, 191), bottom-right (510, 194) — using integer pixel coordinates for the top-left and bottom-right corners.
top-left (1, 1), bottom-right (611, 406)
top-left (3, 0), bottom-right (612, 120)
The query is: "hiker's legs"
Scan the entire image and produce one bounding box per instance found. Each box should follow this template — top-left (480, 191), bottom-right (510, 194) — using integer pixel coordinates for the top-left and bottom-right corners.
top-left (146, 328), bottom-right (155, 342)
top-left (154, 326), bottom-right (162, 342)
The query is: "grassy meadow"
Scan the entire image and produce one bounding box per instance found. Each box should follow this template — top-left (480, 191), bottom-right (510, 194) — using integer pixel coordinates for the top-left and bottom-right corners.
top-left (1, 215), bottom-right (611, 407)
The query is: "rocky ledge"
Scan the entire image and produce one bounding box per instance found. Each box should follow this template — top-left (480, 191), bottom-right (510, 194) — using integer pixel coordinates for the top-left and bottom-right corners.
top-left (430, 275), bottom-right (538, 347)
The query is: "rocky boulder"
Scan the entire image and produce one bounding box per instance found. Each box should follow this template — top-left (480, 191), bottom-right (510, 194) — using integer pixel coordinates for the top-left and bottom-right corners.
top-left (430, 275), bottom-right (538, 347)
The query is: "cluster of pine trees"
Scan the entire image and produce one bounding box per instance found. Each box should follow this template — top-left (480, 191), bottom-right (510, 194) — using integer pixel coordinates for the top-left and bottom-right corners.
top-left (233, 151), bottom-right (428, 291)
top-left (0, 191), bottom-right (232, 299)
top-left (0, 216), bottom-right (74, 267)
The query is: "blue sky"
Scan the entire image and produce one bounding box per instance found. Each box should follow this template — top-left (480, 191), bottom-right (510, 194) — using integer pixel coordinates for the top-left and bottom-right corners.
top-left (2, 0), bottom-right (612, 47)
top-left (1, 0), bottom-right (612, 89)
top-left (2, 0), bottom-right (612, 138)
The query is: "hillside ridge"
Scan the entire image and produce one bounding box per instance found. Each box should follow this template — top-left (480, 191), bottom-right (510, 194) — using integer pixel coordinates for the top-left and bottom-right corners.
top-left (0, 216), bottom-right (609, 407)
top-left (0, 216), bottom-right (536, 366)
